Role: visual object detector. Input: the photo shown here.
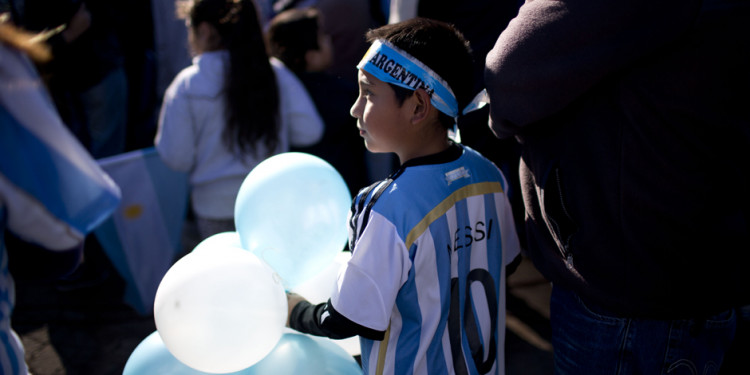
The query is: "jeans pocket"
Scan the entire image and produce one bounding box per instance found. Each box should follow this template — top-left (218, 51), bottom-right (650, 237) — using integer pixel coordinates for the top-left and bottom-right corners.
top-left (550, 286), bottom-right (630, 375)
top-left (571, 290), bottom-right (626, 326)
top-left (704, 309), bottom-right (736, 329)
top-left (665, 309), bottom-right (737, 375)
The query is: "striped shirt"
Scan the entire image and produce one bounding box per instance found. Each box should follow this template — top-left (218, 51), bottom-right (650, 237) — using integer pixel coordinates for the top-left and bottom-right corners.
top-left (0, 211), bottom-right (26, 375)
top-left (332, 144), bottom-right (520, 374)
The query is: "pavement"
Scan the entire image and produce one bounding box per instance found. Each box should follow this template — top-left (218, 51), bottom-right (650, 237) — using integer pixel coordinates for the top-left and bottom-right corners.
top-left (11, 221), bottom-right (554, 375)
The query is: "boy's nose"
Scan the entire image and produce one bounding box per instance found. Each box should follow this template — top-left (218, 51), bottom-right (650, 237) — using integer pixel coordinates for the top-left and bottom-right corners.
top-left (349, 97), bottom-right (361, 119)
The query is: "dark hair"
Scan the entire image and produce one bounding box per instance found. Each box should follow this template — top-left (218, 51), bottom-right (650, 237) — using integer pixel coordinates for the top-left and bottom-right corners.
top-left (365, 18), bottom-right (474, 130)
top-left (266, 7), bottom-right (321, 74)
top-left (185, 0), bottom-right (280, 156)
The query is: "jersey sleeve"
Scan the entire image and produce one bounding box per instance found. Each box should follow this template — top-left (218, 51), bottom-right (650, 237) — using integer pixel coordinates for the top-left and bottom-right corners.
top-left (331, 211), bottom-right (411, 332)
top-left (288, 211), bottom-right (409, 340)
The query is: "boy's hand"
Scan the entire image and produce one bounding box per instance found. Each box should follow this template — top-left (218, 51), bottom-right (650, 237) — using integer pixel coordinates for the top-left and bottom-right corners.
top-left (286, 292), bottom-right (306, 327)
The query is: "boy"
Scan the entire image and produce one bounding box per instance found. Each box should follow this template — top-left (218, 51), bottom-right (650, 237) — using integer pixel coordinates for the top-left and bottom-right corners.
top-left (287, 18), bottom-right (521, 374)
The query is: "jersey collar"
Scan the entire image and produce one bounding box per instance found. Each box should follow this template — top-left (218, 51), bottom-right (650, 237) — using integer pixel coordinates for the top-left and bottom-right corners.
top-left (399, 142), bottom-right (463, 170)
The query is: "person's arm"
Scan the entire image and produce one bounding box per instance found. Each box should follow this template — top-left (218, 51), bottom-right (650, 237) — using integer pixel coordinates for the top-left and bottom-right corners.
top-left (388, 0), bottom-right (418, 23)
top-left (286, 293), bottom-right (385, 340)
top-left (45, 3), bottom-right (91, 57)
top-left (485, 0), bottom-right (702, 137)
top-left (155, 74), bottom-right (196, 172)
top-left (288, 209), bottom-right (409, 341)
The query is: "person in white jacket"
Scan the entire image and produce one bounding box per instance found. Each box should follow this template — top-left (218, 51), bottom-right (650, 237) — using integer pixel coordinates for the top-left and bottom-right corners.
top-left (155, 0), bottom-right (323, 240)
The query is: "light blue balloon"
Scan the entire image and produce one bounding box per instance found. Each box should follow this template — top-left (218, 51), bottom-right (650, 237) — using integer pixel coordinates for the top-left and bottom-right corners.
top-left (244, 331), bottom-right (363, 375)
top-left (123, 331), bottom-right (255, 375)
top-left (234, 153), bottom-right (351, 289)
top-left (311, 335), bottom-right (364, 375)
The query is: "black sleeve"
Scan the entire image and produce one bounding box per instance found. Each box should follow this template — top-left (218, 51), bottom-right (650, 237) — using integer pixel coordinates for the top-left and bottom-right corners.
top-left (506, 253), bottom-right (523, 277)
top-left (289, 299), bottom-right (386, 341)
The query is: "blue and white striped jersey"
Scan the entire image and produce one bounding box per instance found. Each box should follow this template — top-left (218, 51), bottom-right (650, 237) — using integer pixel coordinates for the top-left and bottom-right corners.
top-left (0, 212), bottom-right (26, 375)
top-left (331, 144), bottom-right (520, 375)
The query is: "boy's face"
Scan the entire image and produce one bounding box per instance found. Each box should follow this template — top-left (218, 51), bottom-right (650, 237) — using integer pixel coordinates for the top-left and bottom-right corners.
top-left (350, 70), bottom-right (411, 154)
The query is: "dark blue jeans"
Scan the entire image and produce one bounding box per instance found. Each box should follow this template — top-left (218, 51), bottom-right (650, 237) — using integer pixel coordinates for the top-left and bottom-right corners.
top-left (550, 286), bottom-right (736, 375)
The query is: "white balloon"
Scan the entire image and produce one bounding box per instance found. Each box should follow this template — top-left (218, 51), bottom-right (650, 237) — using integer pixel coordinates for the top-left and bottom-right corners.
top-left (192, 231), bottom-right (244, 253)
top-left (154, 247), bottom-right (287, 374)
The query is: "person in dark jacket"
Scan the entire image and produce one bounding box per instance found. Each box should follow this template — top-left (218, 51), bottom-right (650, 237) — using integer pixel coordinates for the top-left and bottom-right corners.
top-left (485, 0), bottom-right (750, 373)
top-left (20, 0), bottom-right (129, 159)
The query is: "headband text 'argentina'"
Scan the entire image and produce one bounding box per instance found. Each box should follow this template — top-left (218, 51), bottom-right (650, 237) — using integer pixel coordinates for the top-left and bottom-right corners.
top-left (357, 39), bottom-right (460, 118)
top-left (357, 39), bottom-right (490, 123)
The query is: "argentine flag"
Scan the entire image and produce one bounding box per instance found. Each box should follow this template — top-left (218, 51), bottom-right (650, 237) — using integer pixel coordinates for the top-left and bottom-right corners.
top-left (1, 43), bottom-right (122, 375)
top-left (95, 148), bottom-right (189, 315)
top-left (0, 43), bottom-right (121, 250)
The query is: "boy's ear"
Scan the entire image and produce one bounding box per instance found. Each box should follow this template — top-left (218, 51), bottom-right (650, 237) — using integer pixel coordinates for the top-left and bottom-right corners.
top-left (410, 88), bottom-right (434, 125)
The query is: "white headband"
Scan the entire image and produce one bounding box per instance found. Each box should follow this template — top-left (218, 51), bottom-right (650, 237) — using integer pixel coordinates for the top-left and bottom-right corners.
top-left (357, 39), bottom-right (459, 117)
top-left (357, 39), bottom-right (490, 140)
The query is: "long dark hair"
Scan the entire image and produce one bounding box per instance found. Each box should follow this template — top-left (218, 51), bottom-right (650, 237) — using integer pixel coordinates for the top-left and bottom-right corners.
top-left (186, 0), bottom-right (280, 156)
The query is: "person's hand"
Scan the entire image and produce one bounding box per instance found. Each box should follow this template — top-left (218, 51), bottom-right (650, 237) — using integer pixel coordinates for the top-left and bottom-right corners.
top-left (286, 292), bottom-right (306, 327)
top-left (62, 3), bottom-right (91, 43)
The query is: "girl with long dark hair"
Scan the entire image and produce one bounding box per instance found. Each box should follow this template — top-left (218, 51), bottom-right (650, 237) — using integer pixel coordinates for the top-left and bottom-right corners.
top-left (156, 0), bottom-right (323, 239)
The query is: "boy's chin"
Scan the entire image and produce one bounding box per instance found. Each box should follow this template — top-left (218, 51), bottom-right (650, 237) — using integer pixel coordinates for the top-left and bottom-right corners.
top-left (363, 141), bottom-right (386, 154)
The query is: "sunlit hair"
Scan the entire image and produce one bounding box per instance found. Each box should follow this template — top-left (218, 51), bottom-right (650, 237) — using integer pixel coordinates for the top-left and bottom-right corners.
top-left (177, 0), bottom-right (280, 157)
top-left (365, 18), bottom-right (474, 130)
